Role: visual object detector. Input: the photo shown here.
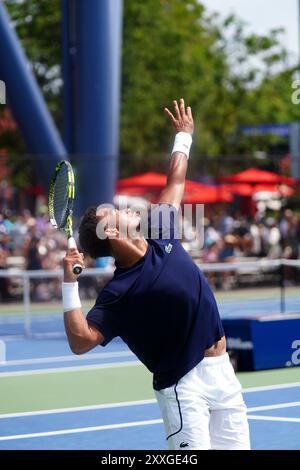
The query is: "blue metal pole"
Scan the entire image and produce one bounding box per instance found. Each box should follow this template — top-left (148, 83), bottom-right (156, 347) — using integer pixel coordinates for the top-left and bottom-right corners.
top-left (74, 0), bottom-right (123, 210)
top-left (61, 0), bottom-right (76, 154)
top-left (62, 0), bottom-right (72, 153)
top-left (0, 2), bottom-right (67, 186)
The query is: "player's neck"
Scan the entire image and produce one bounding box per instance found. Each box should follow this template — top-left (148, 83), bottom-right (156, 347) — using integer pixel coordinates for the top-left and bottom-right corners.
top-left (111, 238), bottom-right (149, 269)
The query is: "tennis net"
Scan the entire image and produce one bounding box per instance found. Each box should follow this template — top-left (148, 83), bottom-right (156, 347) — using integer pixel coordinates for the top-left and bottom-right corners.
top-left (0, 259), bottom-right (299, 338)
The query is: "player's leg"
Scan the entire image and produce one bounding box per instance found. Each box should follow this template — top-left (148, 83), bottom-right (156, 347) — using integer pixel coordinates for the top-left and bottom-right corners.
top-left (206, 354), bottom-right (250, 450)
top-left (210, 406), bottom-right (250, 450)
top-left (155, 372), bottom-right (211, 450)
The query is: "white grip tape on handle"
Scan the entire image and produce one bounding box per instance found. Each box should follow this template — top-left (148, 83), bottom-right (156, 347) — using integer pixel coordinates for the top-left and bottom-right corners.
top-left (67, 237), bottom-right (83, 275)
top-left (68, 237), bottom-right (77, 250)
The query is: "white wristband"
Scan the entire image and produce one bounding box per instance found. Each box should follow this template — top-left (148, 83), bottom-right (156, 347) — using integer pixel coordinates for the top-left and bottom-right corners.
top-left (62, 282), bottom-right (82, 312)
top-left (171, 132), bottom-right (193, 159)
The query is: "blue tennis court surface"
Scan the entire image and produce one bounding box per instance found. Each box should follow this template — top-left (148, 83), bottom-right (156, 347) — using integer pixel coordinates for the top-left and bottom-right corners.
top-left (1, 289), bottom-right (299, 339)
top-left (0, 384), bottom-right (300, 449)
top-left (0, 336), bottom-right (300, 450)
top-left (0, 338), bottom-right (138, 374)
top-left (0, 287), bottom-right (299, 450)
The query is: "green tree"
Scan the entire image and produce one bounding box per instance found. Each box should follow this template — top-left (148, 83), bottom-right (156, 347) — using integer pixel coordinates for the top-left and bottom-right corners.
top-left (121, 0), bottom-right (229, 171)
top-left (1, 0), bottom-right (299, 182)
top-left (5, 0), bottom-right (62, 118)
top-left (0, 0), bottom-right (62, 188)
top-left (121, 1), bottom-right (299, 174)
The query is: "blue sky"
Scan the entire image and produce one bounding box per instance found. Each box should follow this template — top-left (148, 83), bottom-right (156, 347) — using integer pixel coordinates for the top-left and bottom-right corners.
top-left (201, 0), bottom-right (299, 59)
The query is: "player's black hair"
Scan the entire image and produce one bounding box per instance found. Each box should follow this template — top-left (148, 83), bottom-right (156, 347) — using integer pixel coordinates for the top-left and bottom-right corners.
top-left (78, 207), bottom-right (111, 259)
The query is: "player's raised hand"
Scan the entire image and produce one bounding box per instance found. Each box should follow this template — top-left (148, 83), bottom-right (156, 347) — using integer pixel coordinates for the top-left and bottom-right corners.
top-left (63, 248), bottom-right (85, 282)
top-left (164, 98), bottom-right (194, 135)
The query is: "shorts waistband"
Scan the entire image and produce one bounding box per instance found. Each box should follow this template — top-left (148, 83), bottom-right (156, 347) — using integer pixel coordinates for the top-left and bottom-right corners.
top-left (200, 352), bottom-right (229, 367)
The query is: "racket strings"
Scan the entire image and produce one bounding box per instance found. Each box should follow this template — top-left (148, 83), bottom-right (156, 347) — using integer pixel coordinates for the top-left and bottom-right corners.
top-left (54, 166), bottom-right (70, 227)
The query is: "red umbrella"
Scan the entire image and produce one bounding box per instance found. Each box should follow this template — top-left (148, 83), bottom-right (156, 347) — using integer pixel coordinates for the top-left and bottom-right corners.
top-left (118, 172), bottom-right (218, 192)
top-left (117, 173), bottom-right (233, 203)
top-left (117, 186), bottom-right (152, 196)
top-left (182, 185), bottom-right (233, 204)
top-left (224, 183), bottom-right (295, 197)
top-left (218, 168), bottom-right (296, 186)
top-left (182, 186), bottom-right (233, 204)
top-left (117, 172), bottom-right (167, 189)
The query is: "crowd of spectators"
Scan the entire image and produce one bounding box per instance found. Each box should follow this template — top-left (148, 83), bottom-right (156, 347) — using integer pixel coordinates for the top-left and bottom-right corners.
top-left (1, 206), bottom-right (300, 300)
top-left (0, 206), bottom-right (117, 301)
top-left (197, 209), bottom-right (300, 290)
top-left (0, 207), bottom-right (66, 301)
top-left (201, 209), bottom-right (300, 263)
top-left (0, 207), bottom-right (67, 270)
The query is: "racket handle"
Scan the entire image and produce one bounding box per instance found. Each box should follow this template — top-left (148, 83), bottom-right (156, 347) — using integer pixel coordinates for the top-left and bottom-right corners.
top-left (68, 237), bottom-right (77, 250)
top-left (68, 237), bottom-right (83, 276)
top-left (73, 264), bottom-right (83, 275)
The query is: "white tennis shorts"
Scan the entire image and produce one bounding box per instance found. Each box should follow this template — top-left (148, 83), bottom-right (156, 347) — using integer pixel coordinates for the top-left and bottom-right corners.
top-left (155, 353), bottom-right (250, 450)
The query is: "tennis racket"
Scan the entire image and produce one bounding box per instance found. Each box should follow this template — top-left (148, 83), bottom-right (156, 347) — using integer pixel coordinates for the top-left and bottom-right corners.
top-left (48, 160), bottom-right (83, 275)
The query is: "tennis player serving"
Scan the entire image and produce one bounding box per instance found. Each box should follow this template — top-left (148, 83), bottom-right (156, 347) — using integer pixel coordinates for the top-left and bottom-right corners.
top-left (62, 99), bottom-right (250, 450)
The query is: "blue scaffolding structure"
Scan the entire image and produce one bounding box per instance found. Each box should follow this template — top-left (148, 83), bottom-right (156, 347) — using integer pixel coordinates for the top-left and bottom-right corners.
top-left (0, 0), bottom-right (123, 210)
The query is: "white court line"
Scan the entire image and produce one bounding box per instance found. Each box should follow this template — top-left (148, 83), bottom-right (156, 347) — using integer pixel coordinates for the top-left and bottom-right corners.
top-left (0, 419), bottom-right (164, 442)
top-left (2, 411), bottom-right (300, 441)
top-left (0, 350), bottom-right (134, 367)
top-left (1, 389), bottom-right (300, 420)
top-left (1, 399), bottom-right (300, 421)
top-left (0, 360), bottom-right (141, 378)
top-left (0, 399), bottom-right (157, 419)
top-left (247, 401), bottom-right (300, 413)
top-left (243, 382), bottom-right (300, 393)
top-left (1, 392), bottom-right (300, 441)
top-left (2, 350), bottom-right (300, 385)
top-left (248, 415), bottom-right (300, 423)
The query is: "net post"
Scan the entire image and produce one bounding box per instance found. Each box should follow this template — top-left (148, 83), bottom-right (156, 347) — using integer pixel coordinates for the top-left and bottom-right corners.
top-left (279, 260), bottom-right (285, 314)
top-left (23, 274), bottom-right (32, 338)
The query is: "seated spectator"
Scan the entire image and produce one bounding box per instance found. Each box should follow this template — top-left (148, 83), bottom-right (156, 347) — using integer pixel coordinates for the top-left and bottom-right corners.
top-left (219, 234), bottom-right (237, 291)
top-left (219, 234), bottom-right (236, 262)
top-left (202, 240), bottom-right (220, 289)
top-left (266, 218), bottom-right (281, 259)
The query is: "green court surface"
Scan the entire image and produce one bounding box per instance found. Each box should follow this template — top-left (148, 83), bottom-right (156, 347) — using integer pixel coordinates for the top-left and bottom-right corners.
top-left (1, 363), bottom-right (299, 415)
top-left (0, 283), bottom-right (299, 450)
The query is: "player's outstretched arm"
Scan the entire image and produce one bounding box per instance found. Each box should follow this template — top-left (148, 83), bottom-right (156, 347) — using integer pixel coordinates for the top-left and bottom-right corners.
top-left (158, 98), bottom-right (194, 210)
top-left (62, 248), bottom-right (104, 354)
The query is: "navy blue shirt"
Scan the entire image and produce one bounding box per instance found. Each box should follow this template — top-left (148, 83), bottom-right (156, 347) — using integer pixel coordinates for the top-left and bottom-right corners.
top-left (87, 204), bottom-right (224, 390)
